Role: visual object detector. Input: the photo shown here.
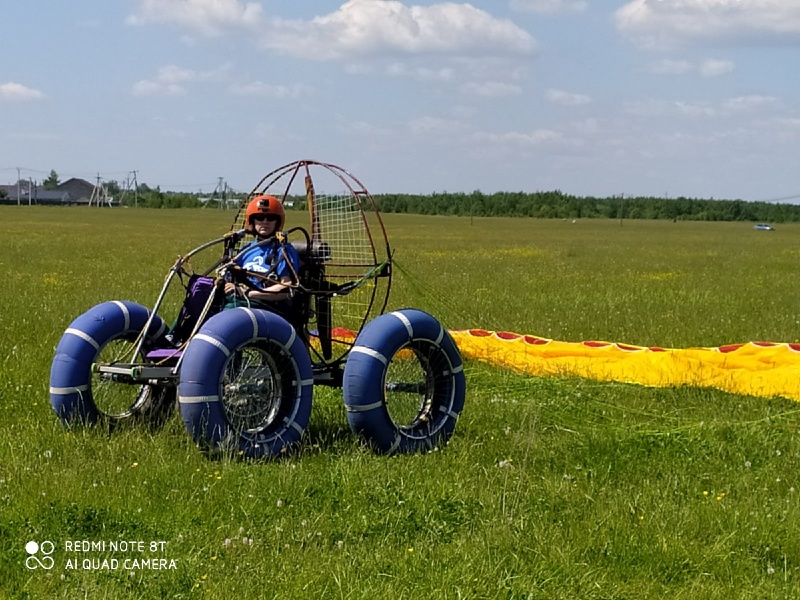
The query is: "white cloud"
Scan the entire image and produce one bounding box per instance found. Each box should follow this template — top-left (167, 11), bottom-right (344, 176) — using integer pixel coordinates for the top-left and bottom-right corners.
top-left (623, 94), bottom-right (779, 119)
top-left (264, 1), bottom-right (536, 60)
top-left (623, 99), bottom-right (716, 118)
top-left (228, 81), bottom-right (314, 99)
top-left (472, 128), bottom-right (572, 146)
top-left (408, 116), bottom-right (470, 135)
top-left (698, 59), bottom-right (735, 77)
top-left (545, 88), bottom-right (592, 106)
top-left (128, 0), bottom-right (263, 36)
top-left (646, 58), bottom-right (734, 77)
top-left (646, 59), bottom-right (694, 75)
top-left (721, 94), bottom-right (777, 111)
top-left (461, 81), bottom-right (523, 97)
top-left (386, 62), bottom-right (456, 81)
top-left (132, 65), bottom-right (227, 96)
top-left (0, 82), bottom-right (44, 101)
top-left (616, 0), bottom-right (800, 48)
top-left (510, 0), bottom-right (587, 14)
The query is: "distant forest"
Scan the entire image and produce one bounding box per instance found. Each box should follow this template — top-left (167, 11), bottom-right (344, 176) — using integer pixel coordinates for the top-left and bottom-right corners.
top-left (137, 189), bottom-right (800, 222)
top-left (368, 191), bottom-right (800, 223)
top-left (5, 180), bottom-right (798, 222)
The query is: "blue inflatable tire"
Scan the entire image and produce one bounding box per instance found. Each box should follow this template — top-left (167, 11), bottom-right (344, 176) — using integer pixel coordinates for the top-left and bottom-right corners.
top-left (179, 308), bottom-right (313, 459)
top-left (50, 301), bottom-right (170, 427)
top-left (343, 309), bottom-right (466, 454)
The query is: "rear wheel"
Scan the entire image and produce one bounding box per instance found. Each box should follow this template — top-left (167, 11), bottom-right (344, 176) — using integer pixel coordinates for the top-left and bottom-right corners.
top-left (343, 309), bottom-right (466, 454)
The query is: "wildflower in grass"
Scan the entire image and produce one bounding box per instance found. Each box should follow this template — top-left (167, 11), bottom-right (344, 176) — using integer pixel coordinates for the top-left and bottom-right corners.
top-left (131, 462), bottom-right (139, 468)
top-left (224, 539), bottom-right (232, 548)
top-left (116, 466), bottom-right (122, 473)
top-left (498, 459), bottom-right (513, 468)
top-left (703, 491), bottom-right (709, 497)
top-left (336, 541), bottom-right (344, 550)
top-left (745, 461), bottom-right (752, 468)
top-left (276, 499), bottom-right (283, 508)
top-left (408, 547), bottom-right (414, 553)
top-left (767, 565), bottom-right (775, 575)
top-left (716, 492), bottom-right (726, 501)
top-left (43, 450), bottom-right (52, 459)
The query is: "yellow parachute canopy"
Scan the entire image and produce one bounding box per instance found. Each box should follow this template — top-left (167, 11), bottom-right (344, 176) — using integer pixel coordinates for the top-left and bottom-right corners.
top-left (450, 330), bottom-right (800, 401)
top-left (329, 326), bottom-right (800, 400)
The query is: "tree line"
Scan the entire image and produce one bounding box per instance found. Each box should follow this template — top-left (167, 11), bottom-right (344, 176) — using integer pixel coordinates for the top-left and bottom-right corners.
top-left (370, 190), bottom-right (800, 223)
top-left (8, 170), bottom-right (798, 221)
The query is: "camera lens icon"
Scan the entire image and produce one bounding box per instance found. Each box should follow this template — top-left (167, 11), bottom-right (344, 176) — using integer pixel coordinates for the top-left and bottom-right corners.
top-left (25, 540), bottom-right (55, 570)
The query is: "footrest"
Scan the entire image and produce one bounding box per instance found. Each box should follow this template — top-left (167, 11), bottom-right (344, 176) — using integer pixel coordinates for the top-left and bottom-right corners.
top-left (146, 348), bottom-right (184, 360)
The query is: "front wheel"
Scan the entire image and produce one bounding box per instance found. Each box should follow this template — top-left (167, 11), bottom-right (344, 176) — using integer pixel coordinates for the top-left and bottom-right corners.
top-left (179, 308), bottom-right (313, 459)
top-left (49, 301), bottom-right (170, 427)
top-left (343, 309), bottom-right (466, 454)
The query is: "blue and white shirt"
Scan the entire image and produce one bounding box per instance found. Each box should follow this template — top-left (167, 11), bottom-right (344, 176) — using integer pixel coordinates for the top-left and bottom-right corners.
top-left (236, 238), bottom-right (301, 288)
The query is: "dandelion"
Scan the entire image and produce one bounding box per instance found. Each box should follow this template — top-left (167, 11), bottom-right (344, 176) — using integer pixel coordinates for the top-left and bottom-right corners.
top-left (131, 462), bottom-right (139, 468)
top-left (498, 459), bottom-right (513, 468)
top-left (224, 538), bottom-right (232, 548)
top-left (336, 540), bottom-right (344, 550)
top-left (301, 519), bottom-right (308, 527)
top-left (211, 556), bottom-right (217, 561)
top-left (767, 565), bottom-right (775, 575)
top-left (201, 575), bottom-right (207, 581)
top-left (407, 547), bottom-right (414, 553)
top-left (703, 491), bottom-right (709, 497)
top-left (744, 461), bottom-right (752, 468)
top-left (238, 527), bottom-right (245, 535)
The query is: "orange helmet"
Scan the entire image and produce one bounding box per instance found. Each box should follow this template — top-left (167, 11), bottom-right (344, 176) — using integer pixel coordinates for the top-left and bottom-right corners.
top-left (244, 194), bottom-right (285, 233)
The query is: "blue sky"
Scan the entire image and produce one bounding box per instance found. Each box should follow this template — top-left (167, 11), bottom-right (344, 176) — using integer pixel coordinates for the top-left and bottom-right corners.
top-left (2, 0), bottom-right (799, 200)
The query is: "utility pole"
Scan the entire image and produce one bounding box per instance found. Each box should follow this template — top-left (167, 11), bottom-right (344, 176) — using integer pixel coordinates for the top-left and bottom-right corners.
top-left (16, 167), bottom-right (20, 206)
top-left (131, 170), bottom-right (139, 208)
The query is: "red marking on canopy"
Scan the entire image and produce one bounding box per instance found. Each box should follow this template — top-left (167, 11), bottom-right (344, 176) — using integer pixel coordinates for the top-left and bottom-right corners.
top-left (496, 331), bottom-right (521, 341)
top-left (524, 336), bottom-right (549, 345)
top-left (753, 341), bottom-right (778, 347)
top-left (583, 341), bottom-right (611, 348)
top-left (331, 327), bottom-right (356, 340)
top-left (718, 344), bottom-right (744, 353)
top-left (649, 347), bottom-right (667, 352)
top-left (789, 344), bottom-right (800, 352)
top-left (468, 329), bottom-right (492, 337)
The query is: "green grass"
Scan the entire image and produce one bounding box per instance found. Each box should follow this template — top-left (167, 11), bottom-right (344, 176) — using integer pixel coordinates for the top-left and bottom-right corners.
top-left (1, 207), bottom-right (799, 598)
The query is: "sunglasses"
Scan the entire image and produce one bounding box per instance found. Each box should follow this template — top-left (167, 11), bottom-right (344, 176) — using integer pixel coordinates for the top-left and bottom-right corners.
top-left (252, 214), bottom-right (279, 223)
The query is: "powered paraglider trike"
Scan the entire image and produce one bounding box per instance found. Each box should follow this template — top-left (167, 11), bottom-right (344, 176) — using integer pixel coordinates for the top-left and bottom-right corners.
top-left (49, 160), bottom-right (466, 458)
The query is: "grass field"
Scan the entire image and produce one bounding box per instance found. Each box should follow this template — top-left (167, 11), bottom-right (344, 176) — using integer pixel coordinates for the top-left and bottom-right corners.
top-left (1, 206), bottom-right (799, 599)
